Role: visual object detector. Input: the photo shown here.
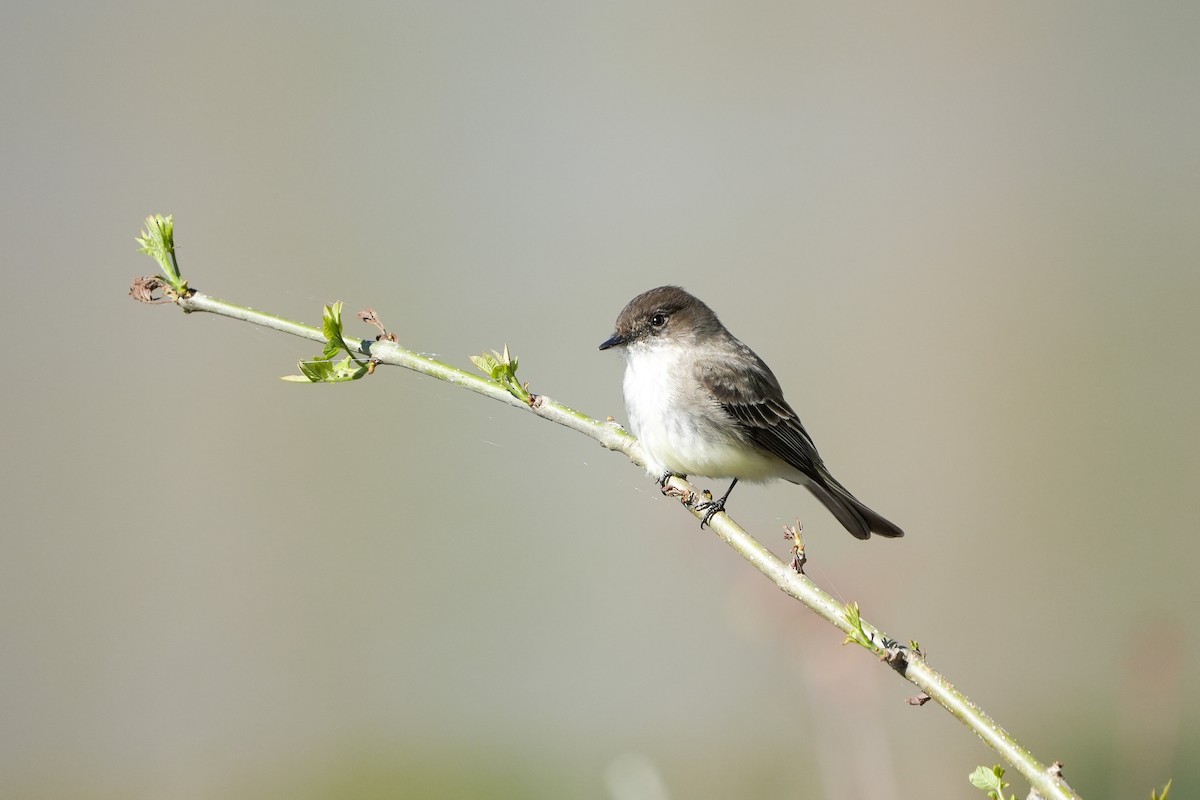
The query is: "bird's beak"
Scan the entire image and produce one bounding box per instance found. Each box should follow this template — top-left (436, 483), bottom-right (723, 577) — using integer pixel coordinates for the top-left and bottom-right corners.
top-left (598, 332), bottom-right (626, 351)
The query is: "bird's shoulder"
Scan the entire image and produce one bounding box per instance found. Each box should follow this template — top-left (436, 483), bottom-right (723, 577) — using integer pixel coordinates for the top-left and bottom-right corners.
top-left (693, 342), bottom-right (787, 421)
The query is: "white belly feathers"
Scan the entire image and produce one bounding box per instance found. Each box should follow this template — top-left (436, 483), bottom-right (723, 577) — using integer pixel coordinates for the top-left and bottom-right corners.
top-left (621, 345), bottom-right (787, 482)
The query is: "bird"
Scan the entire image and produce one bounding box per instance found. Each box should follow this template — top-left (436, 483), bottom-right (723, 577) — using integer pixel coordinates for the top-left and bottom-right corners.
top-left (599, 285), bottom-right (903, 539)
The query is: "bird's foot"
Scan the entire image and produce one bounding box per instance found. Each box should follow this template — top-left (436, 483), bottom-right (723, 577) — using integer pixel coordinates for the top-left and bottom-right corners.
top-left (659, 472), bottom-right (691, 500)
top-left (693, 493), bottom-right (727, 529)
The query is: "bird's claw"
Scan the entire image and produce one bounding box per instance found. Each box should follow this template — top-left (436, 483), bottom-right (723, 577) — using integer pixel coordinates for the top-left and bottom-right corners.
top-left (658, 472), bottom-right (692, 500)
top-left (662, 484), bottom-right (690, 500)
top-left (694, 496), bottom-right (726, 529)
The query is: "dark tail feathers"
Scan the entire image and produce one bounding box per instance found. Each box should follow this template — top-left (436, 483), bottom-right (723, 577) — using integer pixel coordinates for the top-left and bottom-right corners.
top-left (804, 469), bottom-right (904, 540)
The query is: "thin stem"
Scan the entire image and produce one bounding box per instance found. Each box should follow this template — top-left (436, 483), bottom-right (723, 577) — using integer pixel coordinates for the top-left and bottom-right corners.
top-left (167, 288), bottom-right (1080, 800)
top-left (698, 505), bottom-right (1075, 799)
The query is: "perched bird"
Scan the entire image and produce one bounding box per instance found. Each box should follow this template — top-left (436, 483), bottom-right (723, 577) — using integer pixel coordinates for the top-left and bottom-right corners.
top-left (599, 286), bottom-right (902, 539)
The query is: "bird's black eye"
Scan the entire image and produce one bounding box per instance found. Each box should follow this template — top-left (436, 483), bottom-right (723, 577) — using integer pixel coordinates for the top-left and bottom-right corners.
top-left (649, 313), bottom-right (668, 328)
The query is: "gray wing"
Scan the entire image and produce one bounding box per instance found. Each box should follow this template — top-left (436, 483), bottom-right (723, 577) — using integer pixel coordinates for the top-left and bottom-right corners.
top-left (696, 348), bottom-right (824, 478)
top-left (697, 348), bottom-right (904, 539)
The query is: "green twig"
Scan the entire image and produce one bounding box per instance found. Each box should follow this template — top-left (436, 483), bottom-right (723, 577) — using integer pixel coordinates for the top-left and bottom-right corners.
top-left (131, 218), bottom-right (1087, 800)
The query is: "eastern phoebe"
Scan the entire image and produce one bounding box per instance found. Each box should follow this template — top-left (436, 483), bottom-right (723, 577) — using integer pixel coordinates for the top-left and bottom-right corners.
top-left (599, 286), bottom-right (903, 539)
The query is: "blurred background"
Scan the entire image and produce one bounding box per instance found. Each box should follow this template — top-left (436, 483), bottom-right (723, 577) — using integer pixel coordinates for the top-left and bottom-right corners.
top-left (2, 2), bottom-right (1197, 798)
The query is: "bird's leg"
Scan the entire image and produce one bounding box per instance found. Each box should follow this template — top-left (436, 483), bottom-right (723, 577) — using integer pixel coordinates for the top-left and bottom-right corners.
top-left (695, 478), bottom-right (738, 528)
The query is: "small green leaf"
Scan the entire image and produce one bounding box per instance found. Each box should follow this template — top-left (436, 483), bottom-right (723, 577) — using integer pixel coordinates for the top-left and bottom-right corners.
top-left (329, 354), bottom-right (369, 381)
top-left (471, 353), bottom-right (500, 376)
top-left (283, 355), bottom-right (369, 383)
top-left (135, 214), bottom-right (174, 267)
top-left (135, 213), bottom-right (187, 294)
top-left (322, 301), bottom-right (356, 360)
top-left (471, 345), bottom-right (531, 402)
top-left (322, 301), bottom-right (344, 342)
top-left (842, 601), bottom-right (874, 650)
top-left (281, 302), bottom-right (369, 384)
top-left (968, 765), bottom-right (1007, 799)
top-left (300, 359), bottom-right (335, 382)
top-left (968, 766), bottom-right (996, 790)
top-left (1151, 779), bottom-right (1172, 800)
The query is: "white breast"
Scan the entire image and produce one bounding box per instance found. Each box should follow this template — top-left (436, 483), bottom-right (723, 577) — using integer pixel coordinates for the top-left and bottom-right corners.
top-left (622, 345), bottom-right (685, 477)
top-left (621, 345), bottom-right (787, 482)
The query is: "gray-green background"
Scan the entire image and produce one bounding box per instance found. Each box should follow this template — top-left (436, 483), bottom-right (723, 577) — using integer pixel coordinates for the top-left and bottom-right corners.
top-left (3, 3), bottom-right (1197, 798)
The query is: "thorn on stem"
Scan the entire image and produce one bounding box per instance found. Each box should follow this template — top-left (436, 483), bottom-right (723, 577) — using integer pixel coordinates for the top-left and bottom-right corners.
top-left (784, 520), bottom-right (806, 573)
top-left (358, 307), bottom-right (398, 342)
top-left (129, 276), bottom-right (176, 304)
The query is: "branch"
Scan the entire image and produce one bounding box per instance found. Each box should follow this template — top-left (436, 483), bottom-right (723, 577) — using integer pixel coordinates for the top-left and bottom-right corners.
top-left (130, 216), bottom-right (1083, 800)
